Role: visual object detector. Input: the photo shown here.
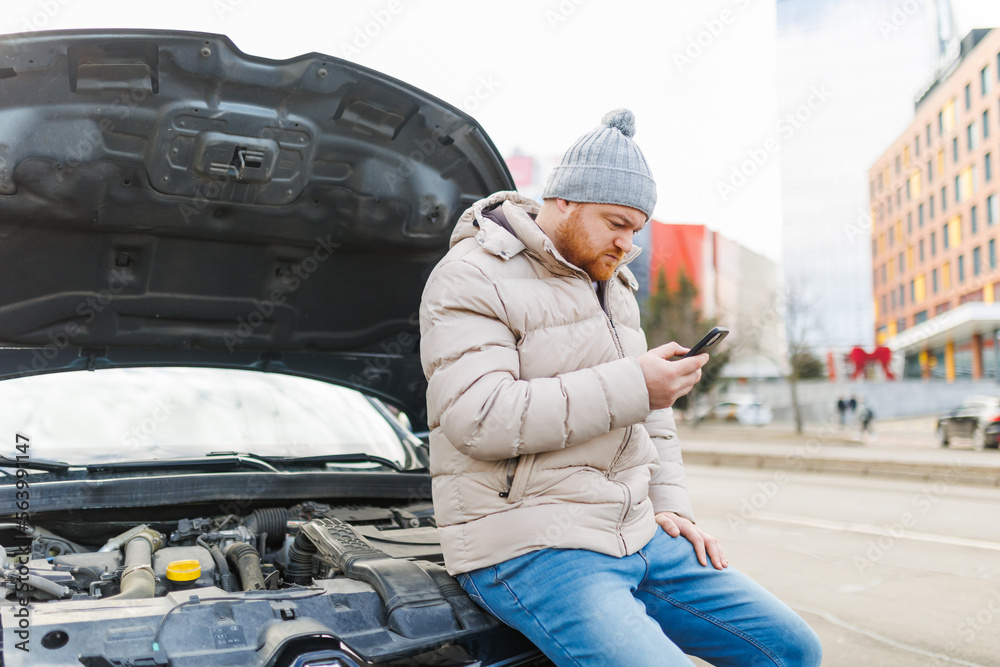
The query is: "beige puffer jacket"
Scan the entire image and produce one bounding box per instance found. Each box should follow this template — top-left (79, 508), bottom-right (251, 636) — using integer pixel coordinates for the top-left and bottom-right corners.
top-left (419, 191), bottom-right (694, 575)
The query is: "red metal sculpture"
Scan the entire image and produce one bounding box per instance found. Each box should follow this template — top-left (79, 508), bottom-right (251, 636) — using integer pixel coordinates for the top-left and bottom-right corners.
top-left (847, 346), bottom-right (895, 380)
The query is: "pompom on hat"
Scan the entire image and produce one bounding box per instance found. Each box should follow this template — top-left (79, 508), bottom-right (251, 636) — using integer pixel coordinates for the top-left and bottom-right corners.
top-left (542, 108), bottom-right (657, 219)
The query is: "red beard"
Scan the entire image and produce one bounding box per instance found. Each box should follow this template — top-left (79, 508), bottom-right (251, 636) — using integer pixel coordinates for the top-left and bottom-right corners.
top-left (554, 208), bottom-right (624, 282)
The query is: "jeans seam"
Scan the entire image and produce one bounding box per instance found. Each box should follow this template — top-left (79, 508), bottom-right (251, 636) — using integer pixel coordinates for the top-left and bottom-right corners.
top-left (493, 567), bottom-right (584, 667)
top-left (460, 571), bottom-right (501, 618)
top-left (636, 585), bottom-right (785, 667)
top-left (637, 544), bottom-right (652, 585)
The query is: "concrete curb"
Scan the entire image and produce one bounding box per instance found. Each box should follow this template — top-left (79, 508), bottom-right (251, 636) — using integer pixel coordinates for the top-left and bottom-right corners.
top-left (677, 419), bottom-right (1000, 486)
top-left (681, 449), bottom-right (1000, 487)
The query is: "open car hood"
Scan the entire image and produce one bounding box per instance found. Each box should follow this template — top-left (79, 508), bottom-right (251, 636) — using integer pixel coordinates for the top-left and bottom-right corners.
top-left (0, 29), bottom-right (514, 429)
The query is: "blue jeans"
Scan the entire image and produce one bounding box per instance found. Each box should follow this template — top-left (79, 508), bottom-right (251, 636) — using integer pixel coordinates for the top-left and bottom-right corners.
top-left (456, 530), bottom-right (822, 666)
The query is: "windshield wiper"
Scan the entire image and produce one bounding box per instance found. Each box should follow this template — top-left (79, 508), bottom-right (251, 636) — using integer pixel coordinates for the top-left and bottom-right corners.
top-left (256, 453), bottom-right (406, 472)
top-left (0, 455), bottom-right (70, 473)
top-left (87, 454), bottom-right (280, 473)
top-left (78, 452), bottom-right (409, 474)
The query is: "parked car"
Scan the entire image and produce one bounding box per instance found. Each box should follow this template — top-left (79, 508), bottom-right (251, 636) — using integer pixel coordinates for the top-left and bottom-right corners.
top-left (935, 395), bottom-right (1000, 450)
top-left (696, 397), bottom-right (773, 426)
top-left (0, 29), bottom-right (550, 666)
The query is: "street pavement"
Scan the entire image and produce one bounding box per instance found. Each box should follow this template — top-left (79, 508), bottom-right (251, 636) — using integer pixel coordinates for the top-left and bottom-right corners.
top-left (682, 465), bottom-right (1000, 667)
top-left (677, 415), bottom-right (1000, 487)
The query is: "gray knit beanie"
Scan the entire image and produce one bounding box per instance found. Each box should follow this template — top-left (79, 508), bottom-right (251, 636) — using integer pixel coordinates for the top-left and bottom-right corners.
top-left (542, 108), bottom-right (657, 219)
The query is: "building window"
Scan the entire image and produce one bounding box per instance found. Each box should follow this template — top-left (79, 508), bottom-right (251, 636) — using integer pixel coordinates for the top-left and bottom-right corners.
top-left (952, 137), bottom-right (959, 163)
top-left (891, 290), bottom-right (897, 309)
top-left (958, 255), bottom-right (965, 282)
top-left (986, 152), bottom-right (993, 182)
top-left (899, 251), bottom-right (905, 273)
top-left (931, 230), bottom-right (937, 255)
top-left (943, 223), bottom-right (949, 249)
top-left (930, 194), bottom-right (935, 218)
top-left (985, 110), bottom-right (991, 139)
top-left (983, 66), bottom-right (991, 95)
top-left (955, 175), bottom-right (961, 203)
top-left (989, 194), bottom-right (998, 225)
top-left (915, 135), bottom-right (920, 158)
top-left (897, 187), bottom-right (901, 208)
top-left (920, 239), bottom-right (925, 262)
top-left (991, 239), bottom-right (996, 269)
top-left (907, 212), bottom-right (912, 233)
top-left (938, 110), bottom-right (944, 135)
top-left (910, 279), bottom-right (915, 302)
top-left (942, 186), bottom-right (947, 211)
top-left (927, 159), bottom-right (933, 183)
top-left (882, 263), bottom-right (887, 283)
top-left (906, 178), bottom-right (912, 200)
top-left (926, 123), bottom-right (932, 146)
top-left (972, 205), bottom-right (978, 234)
top-left (968, 122), bottom-right (976, 151)
top-left (974, 246), bottom-right (982, 276)
top-left (933, 268), bottom-right (939, 292)
top-left (965, 83), bottom-right (971, 110)
top-left (914, 310), bottom-right (928, 324)
top-left (899, 285), bottom-right (905, 308)
top-left (919, 203), bottom-right (925, 226)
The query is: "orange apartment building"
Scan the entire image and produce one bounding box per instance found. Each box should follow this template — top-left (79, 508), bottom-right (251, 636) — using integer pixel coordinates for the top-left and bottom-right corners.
top-left (871, 28), bottom-right (1000, 381)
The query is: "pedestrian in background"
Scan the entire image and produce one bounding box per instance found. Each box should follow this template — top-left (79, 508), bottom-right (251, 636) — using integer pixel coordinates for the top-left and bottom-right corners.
top-left (858, 398), bottom-right (875, 442)
top-left (836, 396), bottom-right (847, 426)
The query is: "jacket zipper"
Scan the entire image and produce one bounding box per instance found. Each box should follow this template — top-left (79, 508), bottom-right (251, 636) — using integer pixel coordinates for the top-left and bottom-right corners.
top-left (598, 277), bottom-right (634, 553)
top-left (599, 279), bottom-right (632, 474)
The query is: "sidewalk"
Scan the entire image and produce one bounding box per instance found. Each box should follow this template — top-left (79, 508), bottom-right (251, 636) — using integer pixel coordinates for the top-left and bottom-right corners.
top-left (676, 416), bottom-right (1000, 487)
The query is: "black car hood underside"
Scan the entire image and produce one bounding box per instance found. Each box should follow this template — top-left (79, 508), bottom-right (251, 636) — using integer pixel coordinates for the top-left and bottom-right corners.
top-left (0, 30), bottom-right (514, 427)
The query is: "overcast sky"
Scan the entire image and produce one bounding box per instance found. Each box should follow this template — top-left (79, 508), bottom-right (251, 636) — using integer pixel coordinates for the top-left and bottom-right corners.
top-left (3, 0), bottom-right (1000, 261)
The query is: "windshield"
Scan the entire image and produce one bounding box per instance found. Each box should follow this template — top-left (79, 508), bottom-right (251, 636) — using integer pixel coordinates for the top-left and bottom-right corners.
top-left (0, 367), bottom-right (413, 466)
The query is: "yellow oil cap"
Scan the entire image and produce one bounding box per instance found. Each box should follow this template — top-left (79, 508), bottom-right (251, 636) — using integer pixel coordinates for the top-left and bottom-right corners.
top-left (166, 559), bottom-right (201, 582)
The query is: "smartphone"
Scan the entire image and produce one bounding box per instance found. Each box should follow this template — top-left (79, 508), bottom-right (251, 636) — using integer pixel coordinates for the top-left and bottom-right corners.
top-left (678, 327), bottom-right (729, 358)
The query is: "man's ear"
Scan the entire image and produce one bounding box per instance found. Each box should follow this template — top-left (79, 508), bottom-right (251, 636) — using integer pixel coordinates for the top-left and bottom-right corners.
top-left (555, 198), bottom-right (572, 214)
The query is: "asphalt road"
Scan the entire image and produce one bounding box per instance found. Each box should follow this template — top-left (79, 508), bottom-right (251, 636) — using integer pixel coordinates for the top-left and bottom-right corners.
top-left (682, 464), bottom-right (1000, 667)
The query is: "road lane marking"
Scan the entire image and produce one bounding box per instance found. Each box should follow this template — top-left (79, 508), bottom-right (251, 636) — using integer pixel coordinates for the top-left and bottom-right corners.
top-left (792, 604), bottom-right (989, 667)
top-left (754, 512), bottom-right (1000, 552)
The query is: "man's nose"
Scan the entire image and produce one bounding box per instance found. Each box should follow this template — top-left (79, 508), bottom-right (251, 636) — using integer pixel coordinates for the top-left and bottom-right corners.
top-left (615, 233), bottom-right (633, 254)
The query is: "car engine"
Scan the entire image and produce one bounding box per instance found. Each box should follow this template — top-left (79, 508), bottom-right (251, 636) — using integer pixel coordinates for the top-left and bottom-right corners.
top-left (1, 502), bottom-right (543, 666)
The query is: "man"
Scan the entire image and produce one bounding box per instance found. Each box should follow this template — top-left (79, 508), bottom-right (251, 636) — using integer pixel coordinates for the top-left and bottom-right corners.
top-left (419, 110), bottom-right (821, 666)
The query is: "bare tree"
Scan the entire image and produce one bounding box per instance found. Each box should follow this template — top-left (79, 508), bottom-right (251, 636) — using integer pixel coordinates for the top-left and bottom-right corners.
top-left (782, 287), bottom-right (820, 434)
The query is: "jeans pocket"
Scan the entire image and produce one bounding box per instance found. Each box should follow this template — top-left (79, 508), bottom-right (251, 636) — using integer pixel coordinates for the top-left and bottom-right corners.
top-left (457, 569), bottom-right (501, 619)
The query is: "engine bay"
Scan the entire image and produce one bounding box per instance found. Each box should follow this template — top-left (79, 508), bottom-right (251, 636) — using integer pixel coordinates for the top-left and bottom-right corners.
top-left (1, 502), bottom-right (537, 666)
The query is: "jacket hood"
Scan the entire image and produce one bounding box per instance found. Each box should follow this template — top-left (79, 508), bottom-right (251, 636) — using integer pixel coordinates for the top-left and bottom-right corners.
top-left (0, 29), bottom-right (515, 429)
top-left (451, 191), bottom-right (641, 288)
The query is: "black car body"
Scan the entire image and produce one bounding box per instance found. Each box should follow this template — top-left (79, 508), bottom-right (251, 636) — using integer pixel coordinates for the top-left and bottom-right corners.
top-left (0, 29), bottom-right (550, 666)
top-left (936, 395), bottom-right (1000, 450)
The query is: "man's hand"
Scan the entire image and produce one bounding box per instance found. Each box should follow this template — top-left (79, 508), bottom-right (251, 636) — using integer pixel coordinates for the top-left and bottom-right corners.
top-left (638, 343), bottom-right (708, 411)
top-left (655, 511), bottom-right (727, 570)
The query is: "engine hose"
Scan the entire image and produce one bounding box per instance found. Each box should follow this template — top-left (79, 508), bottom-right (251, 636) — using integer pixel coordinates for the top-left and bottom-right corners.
top-left (23, 574), bottom-right (71, 599)
top-left (108, 528), bottom-right (164, 600)
top-left (198, 537), bottom-right (237, 593)
top-left (224, 542), bottom-right (265, 591)
top-left (243, 508), bottom-right (290, 548)
top-left (284, 531), bottom-right (317, 585)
